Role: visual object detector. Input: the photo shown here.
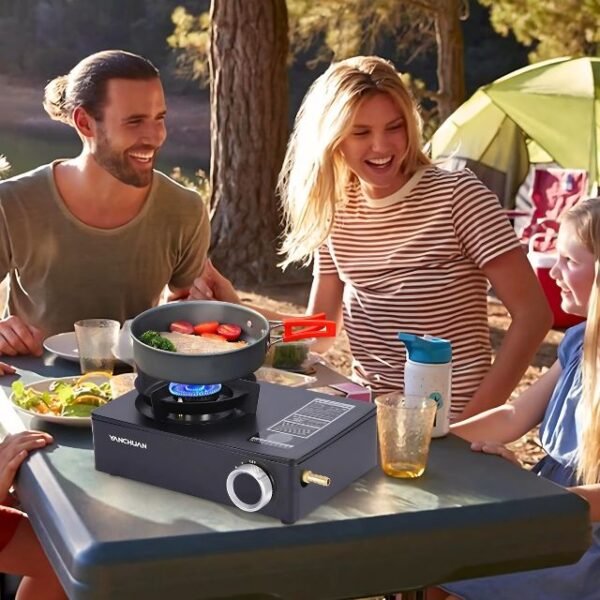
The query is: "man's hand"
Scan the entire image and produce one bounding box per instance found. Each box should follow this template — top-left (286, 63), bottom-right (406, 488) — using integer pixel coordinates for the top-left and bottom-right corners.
top-left (188, 259), bottom-right (240, 304)
top-left (166, 287), bottom-right (191, 303)
top-left (0, 316), bottom-right (44, 357)
top-left (0, 431), bottom-right (53, 502)
top-left (470, 441), bottom-right (521, 467)
top-left (0, 361), bottom-right (15, 375)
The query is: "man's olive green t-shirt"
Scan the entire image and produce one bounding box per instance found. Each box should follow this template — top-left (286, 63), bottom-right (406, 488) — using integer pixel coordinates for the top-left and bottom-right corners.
top-left (0, 162), bottom-right (210, 336)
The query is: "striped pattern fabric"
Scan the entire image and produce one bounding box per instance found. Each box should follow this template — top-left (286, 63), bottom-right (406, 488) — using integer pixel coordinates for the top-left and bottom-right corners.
top-left (316, 167), bottom-right (521, 415)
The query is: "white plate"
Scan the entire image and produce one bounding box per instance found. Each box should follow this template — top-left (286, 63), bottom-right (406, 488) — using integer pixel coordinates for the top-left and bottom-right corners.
top-left (10, 377), bottom-right (94, 427)
top-left (44, 327), bottom-right (134, 366)
top-left (43, 332), bottom-right (79, 362)
top-left (112, 320), bottom-right (135, 367)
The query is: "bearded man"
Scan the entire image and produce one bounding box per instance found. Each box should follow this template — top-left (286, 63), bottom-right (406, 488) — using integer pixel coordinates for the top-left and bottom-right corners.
top-left (0, 50), bottom-right (210, 355)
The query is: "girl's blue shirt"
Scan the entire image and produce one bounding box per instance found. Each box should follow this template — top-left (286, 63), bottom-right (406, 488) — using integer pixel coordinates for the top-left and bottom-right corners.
top-left (540, 321), bottom-right (586, 470)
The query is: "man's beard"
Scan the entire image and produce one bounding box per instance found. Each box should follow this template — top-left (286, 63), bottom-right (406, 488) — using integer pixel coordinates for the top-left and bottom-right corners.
top-left (94, 128), bottom-right (156, 188)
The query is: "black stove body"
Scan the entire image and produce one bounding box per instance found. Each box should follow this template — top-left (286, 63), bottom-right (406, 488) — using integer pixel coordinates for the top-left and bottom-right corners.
top-left (92, 376), bottom-right (377, 524)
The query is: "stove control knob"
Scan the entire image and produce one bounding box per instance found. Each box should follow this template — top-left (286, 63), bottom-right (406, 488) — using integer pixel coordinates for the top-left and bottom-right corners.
top-left (226, 464), bottom-right (273, 512)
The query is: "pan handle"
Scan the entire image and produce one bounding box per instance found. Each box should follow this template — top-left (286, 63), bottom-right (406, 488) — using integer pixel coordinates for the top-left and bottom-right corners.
top-left (269, 315), bottom-right (336, 343)
top-left (282, 319), bottom-right (336, 342)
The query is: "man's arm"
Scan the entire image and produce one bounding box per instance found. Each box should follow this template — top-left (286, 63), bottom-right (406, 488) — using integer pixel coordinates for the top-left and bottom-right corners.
top-left (188, 261), bottom-right (344, 352)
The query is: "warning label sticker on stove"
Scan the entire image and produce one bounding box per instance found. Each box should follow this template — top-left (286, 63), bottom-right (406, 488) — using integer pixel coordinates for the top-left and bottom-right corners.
top-left (268, 398), bottom-right (355, 439)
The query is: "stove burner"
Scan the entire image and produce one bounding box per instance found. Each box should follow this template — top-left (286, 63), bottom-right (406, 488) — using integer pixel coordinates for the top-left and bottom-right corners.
top-left (134, 375), bottom-right (261, 426)
top-left (168, 382), bottom-right (223, 398)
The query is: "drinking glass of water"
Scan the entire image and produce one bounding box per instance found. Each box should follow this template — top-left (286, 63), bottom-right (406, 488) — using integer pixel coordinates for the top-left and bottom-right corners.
top-left (74, 319), bottom-right (120, 375)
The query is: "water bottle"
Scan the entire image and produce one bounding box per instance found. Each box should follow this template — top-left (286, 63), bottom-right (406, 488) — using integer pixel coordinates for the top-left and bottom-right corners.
top-left (398, 333), bottom-right (452, 438)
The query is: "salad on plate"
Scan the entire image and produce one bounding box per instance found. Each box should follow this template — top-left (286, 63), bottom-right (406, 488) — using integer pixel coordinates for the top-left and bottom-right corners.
top-left (11, 373), bottom-right (113, 419)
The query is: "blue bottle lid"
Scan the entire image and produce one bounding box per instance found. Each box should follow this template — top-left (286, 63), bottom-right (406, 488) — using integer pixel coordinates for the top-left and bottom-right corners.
top-left (398, 333), bottom-right (452, 364)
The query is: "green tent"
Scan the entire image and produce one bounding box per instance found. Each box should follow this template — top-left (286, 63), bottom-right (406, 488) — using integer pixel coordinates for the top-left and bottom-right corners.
top-left (429, 56), bottom-right (600, 207)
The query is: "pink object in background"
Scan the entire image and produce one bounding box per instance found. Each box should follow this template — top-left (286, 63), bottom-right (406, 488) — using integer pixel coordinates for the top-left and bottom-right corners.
top-left (329, 382), bottom-right (372, 402)
top-left (506, 167), bottom-right (589, 328)
top-left (520, 168), bottom-right (588, 252)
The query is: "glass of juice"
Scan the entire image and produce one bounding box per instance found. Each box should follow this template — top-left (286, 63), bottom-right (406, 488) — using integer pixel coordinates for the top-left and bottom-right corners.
top-left (374, 393), bottom-right (437, 478)
top-left (74, 319), bottom-right (120, 375)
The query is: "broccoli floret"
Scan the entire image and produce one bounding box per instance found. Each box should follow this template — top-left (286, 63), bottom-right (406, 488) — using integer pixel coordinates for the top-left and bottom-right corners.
top-left (140, 331), bottom-right (176, 352)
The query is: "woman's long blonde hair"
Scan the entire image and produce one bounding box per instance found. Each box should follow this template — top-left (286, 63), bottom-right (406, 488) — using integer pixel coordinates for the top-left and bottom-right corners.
top-left (278, 56), bottom-right (431, 268)
top-left (564, 199), bottom-right (600, 484)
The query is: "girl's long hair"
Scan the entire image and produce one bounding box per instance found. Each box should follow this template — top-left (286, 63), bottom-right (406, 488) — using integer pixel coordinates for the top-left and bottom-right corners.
top-left (278, 56), bottom-right (431, 268)
top-left (565, 199), bottom-right (600, 484)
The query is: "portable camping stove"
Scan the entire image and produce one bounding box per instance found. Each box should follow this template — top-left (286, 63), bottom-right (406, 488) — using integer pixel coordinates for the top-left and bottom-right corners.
top-left (91, 371), bottom-right (377, 524)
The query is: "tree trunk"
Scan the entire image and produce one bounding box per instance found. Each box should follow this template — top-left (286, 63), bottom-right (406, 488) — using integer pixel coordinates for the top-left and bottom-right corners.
top-left (434, 0), bottom-right (465, 121)
top-left (208, 0), bottom-right (289, 286)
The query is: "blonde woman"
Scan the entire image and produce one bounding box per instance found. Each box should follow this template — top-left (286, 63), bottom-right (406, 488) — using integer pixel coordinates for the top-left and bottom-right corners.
top-left (432, 199), bottom-right (600, 599)
top-left (192, 56), bottom-right (551, 419)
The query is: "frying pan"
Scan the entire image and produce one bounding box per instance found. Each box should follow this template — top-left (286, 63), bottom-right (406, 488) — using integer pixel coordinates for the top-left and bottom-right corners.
top-left (130, 301), bottom-right (335, 384)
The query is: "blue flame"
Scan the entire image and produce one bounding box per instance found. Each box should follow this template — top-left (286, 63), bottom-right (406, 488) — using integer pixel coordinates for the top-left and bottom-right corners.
top-left (168, 382), bottom-right (222, 398)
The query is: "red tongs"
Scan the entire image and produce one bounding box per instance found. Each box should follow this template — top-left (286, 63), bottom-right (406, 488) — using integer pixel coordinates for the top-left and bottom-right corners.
top-left (272, 313), bottom-right (336, 342)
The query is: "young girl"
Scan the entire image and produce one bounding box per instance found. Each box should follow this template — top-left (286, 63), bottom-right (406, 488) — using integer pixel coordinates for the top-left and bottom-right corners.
top-left (436, 198), bottom-right (600, 599)
top-left (0, 429), bottom-right (66, 599)
top-left (192, 55), bottom-right (552, 419)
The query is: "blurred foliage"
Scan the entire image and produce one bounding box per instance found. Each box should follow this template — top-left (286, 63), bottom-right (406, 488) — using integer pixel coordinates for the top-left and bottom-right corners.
top-left (479, 0), bottom-right (600, 61)
top-left (170, 167), bottom-right (211, 205)
top-left (167, 6), bottom-right (211, 85)
top-left (286, 0), bottom-right (436, 67)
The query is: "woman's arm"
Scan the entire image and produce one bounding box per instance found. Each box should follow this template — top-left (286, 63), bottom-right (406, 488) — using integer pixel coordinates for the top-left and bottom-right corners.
top-left (305, 272), bottom-right (344, 353)
top-left (569, 485), bottom-right (600, 521)
top-left (459, 247), bottom-right (553, 418)
top-left (452, 359), bottom-right (561, 444)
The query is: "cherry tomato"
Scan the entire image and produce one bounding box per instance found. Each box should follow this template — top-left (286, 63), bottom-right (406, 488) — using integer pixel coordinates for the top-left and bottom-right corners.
top-left (201, 333), bottom-right (228, 342)
top-left (193, 321), bottom-right (219, 335)
top-left (170, 321), bottom-right (194, 335)
top-left (216, 323), bottom-right (242, 341)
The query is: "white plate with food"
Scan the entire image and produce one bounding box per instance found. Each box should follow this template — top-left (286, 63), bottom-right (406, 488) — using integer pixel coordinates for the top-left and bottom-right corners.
top-left (9, 374), bottom-right (113, 427)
